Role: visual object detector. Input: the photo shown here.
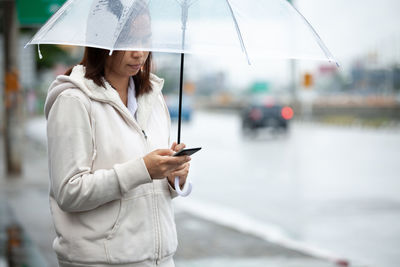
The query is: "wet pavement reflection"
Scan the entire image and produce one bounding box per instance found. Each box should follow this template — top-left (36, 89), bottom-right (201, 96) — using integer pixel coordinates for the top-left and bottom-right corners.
top-left (173, 110), bottom-right (400, 267)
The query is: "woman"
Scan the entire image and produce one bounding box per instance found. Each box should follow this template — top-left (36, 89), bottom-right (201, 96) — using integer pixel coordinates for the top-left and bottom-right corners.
top-left (44, 47), bottom-right (190, 267)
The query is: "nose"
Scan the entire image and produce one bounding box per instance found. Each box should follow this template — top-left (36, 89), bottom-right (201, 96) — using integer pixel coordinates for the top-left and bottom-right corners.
top-left (131, 50), bottom-right (144, 59)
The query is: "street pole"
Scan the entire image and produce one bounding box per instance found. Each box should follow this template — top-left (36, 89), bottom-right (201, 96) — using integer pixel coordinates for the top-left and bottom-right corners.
top-left (290, 57), bottom-right (297, 104)
top-left (3, 0), bottom-right (23, 175)
top-left (287, 0), bottom-right (298, 109)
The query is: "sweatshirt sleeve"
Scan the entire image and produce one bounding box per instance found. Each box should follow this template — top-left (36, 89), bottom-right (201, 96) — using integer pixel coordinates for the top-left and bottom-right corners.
top-left (167, 182), bottom-right (179, 199)
top-left (47, 94), bottom-right (152, 212)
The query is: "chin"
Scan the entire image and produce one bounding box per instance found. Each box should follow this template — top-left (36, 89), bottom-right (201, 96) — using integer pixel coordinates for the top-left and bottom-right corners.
top-left (130, 70), bottom-right (141, 76)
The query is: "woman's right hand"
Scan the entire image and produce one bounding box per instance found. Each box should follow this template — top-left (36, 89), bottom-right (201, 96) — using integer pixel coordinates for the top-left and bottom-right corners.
top-left (143, 149), bottom-right (191, 179)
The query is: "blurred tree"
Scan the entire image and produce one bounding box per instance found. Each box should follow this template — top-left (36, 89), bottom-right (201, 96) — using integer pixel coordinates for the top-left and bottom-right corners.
top-left (2, 0), bottom-right (23, 174)
top-left (16, 0), bottom-right (66, 26)
top-left (155, 67), bottom-right (180, 95)
top-left (35, 45), bottom-right (75, 70)
top-left (0, 4), bottom-right (3, 33)
top-left (152, 53), bottom-right (181, 95)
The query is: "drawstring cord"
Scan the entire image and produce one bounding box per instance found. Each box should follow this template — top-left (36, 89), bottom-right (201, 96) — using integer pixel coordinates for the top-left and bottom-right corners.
top-left (89, 100), bottom-right (97, 168)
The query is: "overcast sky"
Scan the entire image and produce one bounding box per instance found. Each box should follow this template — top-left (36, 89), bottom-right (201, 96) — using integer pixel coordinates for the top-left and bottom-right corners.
top-left (184, 0), bottom-right (400, 89)
top-left (297, 0), bottom-right (400, 64)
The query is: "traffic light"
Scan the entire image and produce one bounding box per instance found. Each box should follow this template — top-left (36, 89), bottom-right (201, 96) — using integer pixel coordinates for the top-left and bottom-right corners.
top-left (303, 72), bottom-right (314, 88)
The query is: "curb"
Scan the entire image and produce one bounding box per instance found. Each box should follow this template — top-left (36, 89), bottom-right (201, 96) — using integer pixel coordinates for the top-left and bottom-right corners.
top-left (175, 198), bottom-right (351, 267)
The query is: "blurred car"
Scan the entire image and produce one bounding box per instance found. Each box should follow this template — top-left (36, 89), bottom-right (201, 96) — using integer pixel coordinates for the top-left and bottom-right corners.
top-left (164, 94), bottom-right (193, 122)
top-left (241, 103), bottom-right (293, 133)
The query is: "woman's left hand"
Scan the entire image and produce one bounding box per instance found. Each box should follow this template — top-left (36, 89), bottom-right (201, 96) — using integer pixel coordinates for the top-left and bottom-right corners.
top-left (167, 142), bottom-right (190, 189)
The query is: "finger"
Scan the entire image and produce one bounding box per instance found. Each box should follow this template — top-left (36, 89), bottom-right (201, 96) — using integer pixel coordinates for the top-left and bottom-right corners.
top-left (170, 142), bottom-right (177, 151)
top-left (171, 170), bottom-right (189, 185)
top-left (170, 162), bottom-right (189, 173)
top-left (162, 156), bottom-right (190, 173)
top-left (172, 172), bottom-right (189, 181)
top-left (165, 154), bottom-right (190, 163)
top-left (177, 176), bottom-right (187, 187)
top-left (171, 155), bottom-right (191, 166)
top-left (174, 143), bottom-right (186, 152)
top-left (170, 163), bottom-right (190, 177)
top-left (155, 149), bottom-right (175, 156)
top-left (168, 175), bottom-right (187, 189)
top-left (179, 176), bottom-right (187, 187)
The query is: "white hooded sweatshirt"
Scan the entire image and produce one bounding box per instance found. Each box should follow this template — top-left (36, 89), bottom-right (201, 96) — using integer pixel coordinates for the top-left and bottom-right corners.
top-left (44, 65), bottom-right (178, 267)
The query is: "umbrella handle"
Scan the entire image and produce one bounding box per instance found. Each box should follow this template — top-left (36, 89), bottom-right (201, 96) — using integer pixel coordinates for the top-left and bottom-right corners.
top-left (174, 176), bottom-right (192, 197)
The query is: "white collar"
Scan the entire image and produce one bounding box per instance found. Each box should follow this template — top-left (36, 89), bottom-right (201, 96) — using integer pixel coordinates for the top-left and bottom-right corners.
top-left (127, 77), bottom-right (138, 117)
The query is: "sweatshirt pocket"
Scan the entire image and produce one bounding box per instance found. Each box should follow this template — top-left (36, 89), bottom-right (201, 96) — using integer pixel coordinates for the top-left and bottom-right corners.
top-left (158, 189), bottom-right (178, 258)
top-left (104, 193), bottom-right (155, 264)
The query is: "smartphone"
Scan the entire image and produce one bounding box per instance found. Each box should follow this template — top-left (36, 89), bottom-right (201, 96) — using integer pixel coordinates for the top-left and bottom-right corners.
top-left (173, 147), bottom-right (202, 157)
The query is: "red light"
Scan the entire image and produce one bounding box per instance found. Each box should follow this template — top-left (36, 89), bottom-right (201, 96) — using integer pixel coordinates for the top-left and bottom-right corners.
top-left (281, 106), bottom-right (293, 120)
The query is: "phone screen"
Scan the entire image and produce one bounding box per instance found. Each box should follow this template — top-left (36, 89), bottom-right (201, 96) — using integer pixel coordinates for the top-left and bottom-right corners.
top-left (173, 147), bottom-right (202, 157)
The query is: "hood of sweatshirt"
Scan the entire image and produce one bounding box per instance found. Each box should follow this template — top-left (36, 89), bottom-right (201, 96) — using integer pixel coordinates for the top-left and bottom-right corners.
top-left (44, 64), bottom-right (164, 130)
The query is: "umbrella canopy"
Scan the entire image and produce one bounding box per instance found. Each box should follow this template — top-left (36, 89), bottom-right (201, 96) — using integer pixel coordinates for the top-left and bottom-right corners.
top-left (27, 0), bottom-right (336, 196)
top-left (27, 0), bottom-right (336, 64)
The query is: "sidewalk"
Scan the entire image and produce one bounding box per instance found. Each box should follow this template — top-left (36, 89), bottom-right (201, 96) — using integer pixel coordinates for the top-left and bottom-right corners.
top-left (0, 118), bottom-right (349, 267)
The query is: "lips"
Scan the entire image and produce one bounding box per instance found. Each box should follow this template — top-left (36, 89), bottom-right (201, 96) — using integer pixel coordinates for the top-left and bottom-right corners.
top-left (128, 64), bottom-right (141, 69)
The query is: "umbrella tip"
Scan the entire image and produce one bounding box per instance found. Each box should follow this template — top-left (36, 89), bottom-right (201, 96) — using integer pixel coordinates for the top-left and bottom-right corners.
top-left (38, 45), bottom-right (43, 60)
top-left (109, 50), bottom-right (114, 56)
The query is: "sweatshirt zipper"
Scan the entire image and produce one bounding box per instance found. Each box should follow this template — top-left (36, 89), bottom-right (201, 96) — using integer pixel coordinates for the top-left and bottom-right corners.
top-left (154, 188), bottom-right (161, 265)
top-left (146, 130), bottom-right (161, 265)
top-left (140, 129), bottom-right (161, 265)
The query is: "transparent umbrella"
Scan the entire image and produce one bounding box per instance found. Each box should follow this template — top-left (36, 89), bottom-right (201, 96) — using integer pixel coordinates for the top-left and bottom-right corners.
top-left (27, 0), bottom-right (336, 196)
top-left (28, 0), bottom-right (335, 62)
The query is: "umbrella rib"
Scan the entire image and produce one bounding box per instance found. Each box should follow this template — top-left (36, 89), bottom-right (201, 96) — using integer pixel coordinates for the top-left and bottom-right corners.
top-left (109, 0), bottom-right (150, 52)
top-left (286, 2), bottom-right (338, 66)
top-left (224, 0), bottom-right (251, 64)
top-left (174, 0), bottom-right (198, 8)
top-left (26, 0), bottom-right (75, 47)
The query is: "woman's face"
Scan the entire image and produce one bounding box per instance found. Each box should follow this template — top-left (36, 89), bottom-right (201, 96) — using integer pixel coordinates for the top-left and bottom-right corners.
top-left (104, 11), bottom-right (151, 79)
top-left (105, 50), bottom-right (150, 78)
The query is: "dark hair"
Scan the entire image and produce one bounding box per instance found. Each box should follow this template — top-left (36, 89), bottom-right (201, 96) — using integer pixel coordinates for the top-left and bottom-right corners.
top-left (65, 47), bottom-right (152, 97)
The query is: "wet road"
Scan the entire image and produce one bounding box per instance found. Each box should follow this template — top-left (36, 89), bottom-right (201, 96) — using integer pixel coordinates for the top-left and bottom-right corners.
top-left (173, 110), bottom-right (400, 267)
